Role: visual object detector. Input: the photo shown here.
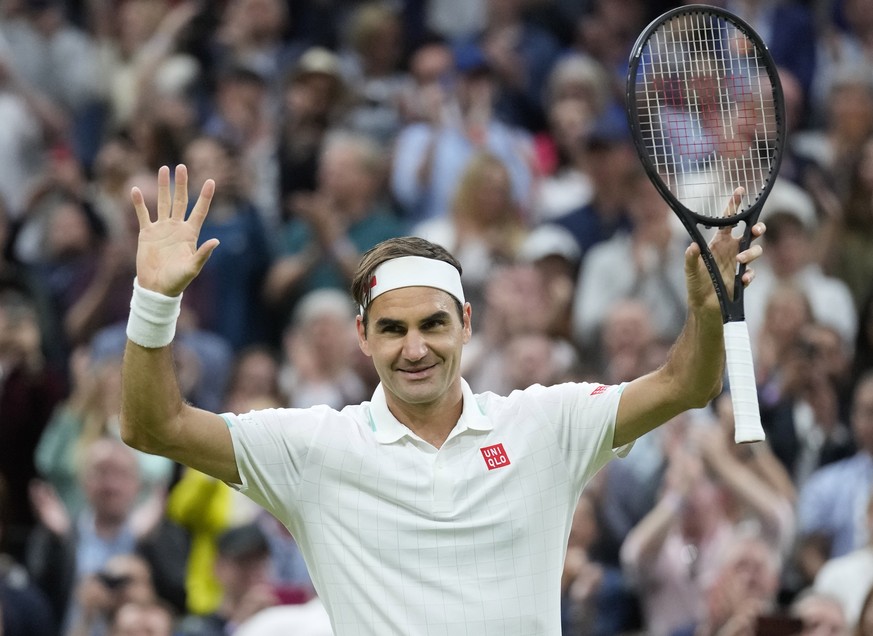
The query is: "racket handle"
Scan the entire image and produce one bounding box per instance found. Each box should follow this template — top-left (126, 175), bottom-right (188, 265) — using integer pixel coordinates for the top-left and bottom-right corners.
top-left (723, 321), bottom-right (765, 443)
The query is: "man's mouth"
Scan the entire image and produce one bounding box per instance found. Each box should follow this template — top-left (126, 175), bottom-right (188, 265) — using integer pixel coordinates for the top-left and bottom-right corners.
top-left (398, 364), bottom-right (436, 379)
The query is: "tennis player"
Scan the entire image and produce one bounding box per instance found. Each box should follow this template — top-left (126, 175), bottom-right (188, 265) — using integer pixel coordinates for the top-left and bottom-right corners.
top-left (121, 165), bottom-right (765, 634)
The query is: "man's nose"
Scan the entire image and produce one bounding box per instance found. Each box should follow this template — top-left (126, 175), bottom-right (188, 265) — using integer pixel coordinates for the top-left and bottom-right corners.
top-left (401, 330), bottom-right (428, 361)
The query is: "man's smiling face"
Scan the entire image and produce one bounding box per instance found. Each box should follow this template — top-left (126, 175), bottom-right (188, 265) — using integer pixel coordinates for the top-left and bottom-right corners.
top-left (357, 286), bottom-right (471, 410)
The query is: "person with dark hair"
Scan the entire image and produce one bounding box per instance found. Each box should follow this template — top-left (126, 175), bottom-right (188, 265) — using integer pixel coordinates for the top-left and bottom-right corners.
top-left (119, 165), bottom-right (766, 634)
top-left (177, 523), bottom-right (279, 636)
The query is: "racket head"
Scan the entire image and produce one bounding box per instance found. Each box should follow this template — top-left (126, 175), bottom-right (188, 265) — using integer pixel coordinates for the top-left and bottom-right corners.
top-left (626, 4), bottom-right (786, 229)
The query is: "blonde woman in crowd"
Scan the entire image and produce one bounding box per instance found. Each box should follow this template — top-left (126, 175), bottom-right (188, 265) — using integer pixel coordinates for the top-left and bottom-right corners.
top-left (413, 151), bottom-right (528, 317)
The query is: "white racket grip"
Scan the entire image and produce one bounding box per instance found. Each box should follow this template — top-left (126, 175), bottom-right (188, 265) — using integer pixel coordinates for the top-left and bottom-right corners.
top-left (723, 321), bottom-right (765, 443)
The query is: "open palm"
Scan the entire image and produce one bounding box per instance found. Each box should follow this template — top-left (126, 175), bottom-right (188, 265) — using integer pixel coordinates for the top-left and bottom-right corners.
top-left (132, 165), bottom-right (219, 297)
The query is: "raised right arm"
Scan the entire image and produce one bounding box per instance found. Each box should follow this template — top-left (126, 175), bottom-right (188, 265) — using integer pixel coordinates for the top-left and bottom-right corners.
top-left (120, 165), bottom-right (239, 484)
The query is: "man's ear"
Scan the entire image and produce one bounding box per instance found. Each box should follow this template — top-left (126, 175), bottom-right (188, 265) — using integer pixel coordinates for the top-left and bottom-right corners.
top-left (462, 302), bottom-right (472, 344)
top-left (356, 314), bottom-right (371, 357)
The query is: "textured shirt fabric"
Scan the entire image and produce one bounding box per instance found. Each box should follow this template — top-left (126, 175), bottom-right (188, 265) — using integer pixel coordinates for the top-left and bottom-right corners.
top-left (225, 379), bottom-right (627, 635)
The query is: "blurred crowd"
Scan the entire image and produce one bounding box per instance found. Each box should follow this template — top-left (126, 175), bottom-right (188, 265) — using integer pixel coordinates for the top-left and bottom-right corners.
top-left (0, 0), bottom-right (872, 634)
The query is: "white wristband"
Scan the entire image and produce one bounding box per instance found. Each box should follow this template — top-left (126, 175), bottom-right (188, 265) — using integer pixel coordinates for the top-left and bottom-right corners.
top-left (126, 278), bottom-right (183, 348)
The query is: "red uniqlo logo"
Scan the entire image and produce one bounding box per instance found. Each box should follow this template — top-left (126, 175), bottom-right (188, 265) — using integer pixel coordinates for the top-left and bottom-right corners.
top-left (369, 275), bottom-right (378, 288)
top-left (590, 385), bottom-right (607, 395)
top-left (480, 443), bottom-right (510, 471)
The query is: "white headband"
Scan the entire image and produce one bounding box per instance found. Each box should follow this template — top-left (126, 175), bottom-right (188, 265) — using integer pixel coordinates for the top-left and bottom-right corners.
top-left (361, 256), bottom-right (465, 312)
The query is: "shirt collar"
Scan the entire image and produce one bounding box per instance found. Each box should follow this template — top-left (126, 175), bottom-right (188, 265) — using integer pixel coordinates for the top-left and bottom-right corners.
top-left (368, 378), bottom-right (492, 444)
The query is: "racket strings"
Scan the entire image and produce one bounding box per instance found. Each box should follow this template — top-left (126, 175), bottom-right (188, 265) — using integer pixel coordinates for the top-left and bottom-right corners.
top-left (636, 11), bottom-right (779, 219)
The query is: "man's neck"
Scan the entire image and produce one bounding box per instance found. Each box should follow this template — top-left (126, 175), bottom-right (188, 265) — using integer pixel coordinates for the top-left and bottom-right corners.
top-left (386, 389), bottom-right (464, 449)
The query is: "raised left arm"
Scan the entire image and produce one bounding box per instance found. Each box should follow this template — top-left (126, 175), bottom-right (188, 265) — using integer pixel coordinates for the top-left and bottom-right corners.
top-left (613, 194), bottom-right (766, 447)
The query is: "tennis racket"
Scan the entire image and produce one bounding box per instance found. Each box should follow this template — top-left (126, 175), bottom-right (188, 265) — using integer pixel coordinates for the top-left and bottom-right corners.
top-left (626, 4), bottom-right (785, 443)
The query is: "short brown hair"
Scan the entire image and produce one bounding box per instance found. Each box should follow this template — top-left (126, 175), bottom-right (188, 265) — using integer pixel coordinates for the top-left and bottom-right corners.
top-left (350, 237), bottom-right (463, 329)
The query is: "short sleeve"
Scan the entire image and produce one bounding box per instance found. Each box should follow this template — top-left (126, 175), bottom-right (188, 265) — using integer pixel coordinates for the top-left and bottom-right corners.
top-left (514, 382), bottom-right (629, 492)
top-left (224, 407), bottom-right (325, 521)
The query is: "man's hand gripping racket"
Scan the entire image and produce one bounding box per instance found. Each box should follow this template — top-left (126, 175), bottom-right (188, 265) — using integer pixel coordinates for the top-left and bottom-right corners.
top-left (626, 5), bottom-right (786, 442)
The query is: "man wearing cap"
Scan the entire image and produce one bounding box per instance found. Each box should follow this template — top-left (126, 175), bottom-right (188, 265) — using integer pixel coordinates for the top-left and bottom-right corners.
top-left (121, 166), bottom-right (766, 634)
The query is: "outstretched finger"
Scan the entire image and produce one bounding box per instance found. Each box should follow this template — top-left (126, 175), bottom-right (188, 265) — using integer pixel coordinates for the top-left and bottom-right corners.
top-left (737, 243), bottom-right (763, 265)
top-left (192, 237), bottom-right (220, 274)
top-left (187, 178), bottom-right (216, 233)
top-left (719, 186), bottom-right (745, 232)
top-left (130, 186), bottom-right (152, 228)
top-left (157, 165), bottom-right (172, 220)
top-left (171, 164), bottom-right (189, 221)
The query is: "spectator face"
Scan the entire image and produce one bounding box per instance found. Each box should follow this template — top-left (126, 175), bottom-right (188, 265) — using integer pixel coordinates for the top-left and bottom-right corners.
top-left (715, 536), bottom-right (780, 606)
top-left (764, 215), bottom-right (809, 276)
top-left (216, 75), bottom-right (267, 131)
top-left (230, 0), bottom-right (286, 41)
top-left (286, 74), bottom-right (340, 119)
top-left (45, 201), bottom-right (95, 260)
top-left (229, 348), bottom-right (279, 402)
top-left (184, 138), bottom-right (237, 197)
top-left (503, 333), bottom-right (557, 390)
top-left (215, 552), bottom-right (272, 602)
top-left (302, 312), bottom-right (357, 369)
top-left (486, 0), bottom-right (524, 21)
top-left (117, 0), bottom-right (167, 54)
top-left (548, 98), bottom-right (595, 158)
top-left (80, 439), bottom-right (141, 524)
top-left (111, 602), bottom-right (173, 636)
top-left (600, 300), bottom-right (655, 359)
top-left (797, 324), bottom-right (848, 382)
top-left (100, 554), bottom-right (157, 613)
top-left (318, 140), bottom-right (382, 206)
top-left (356, 13), bottom-right (403, 75)
top-left (762, 285), bottom-right (811, 347)
top-left (410, 44), bottom-right (454, 87)
top-left (828, 82), bottom-right (873, 142)
top-left (471, 163), bottom-right (513, 224)
top-left (0, 294), bottom-right (40, 369)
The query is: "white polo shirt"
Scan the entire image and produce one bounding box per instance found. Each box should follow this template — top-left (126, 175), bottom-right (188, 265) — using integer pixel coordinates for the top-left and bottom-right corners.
top-left (225, 379), bottom-right (627, 636)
